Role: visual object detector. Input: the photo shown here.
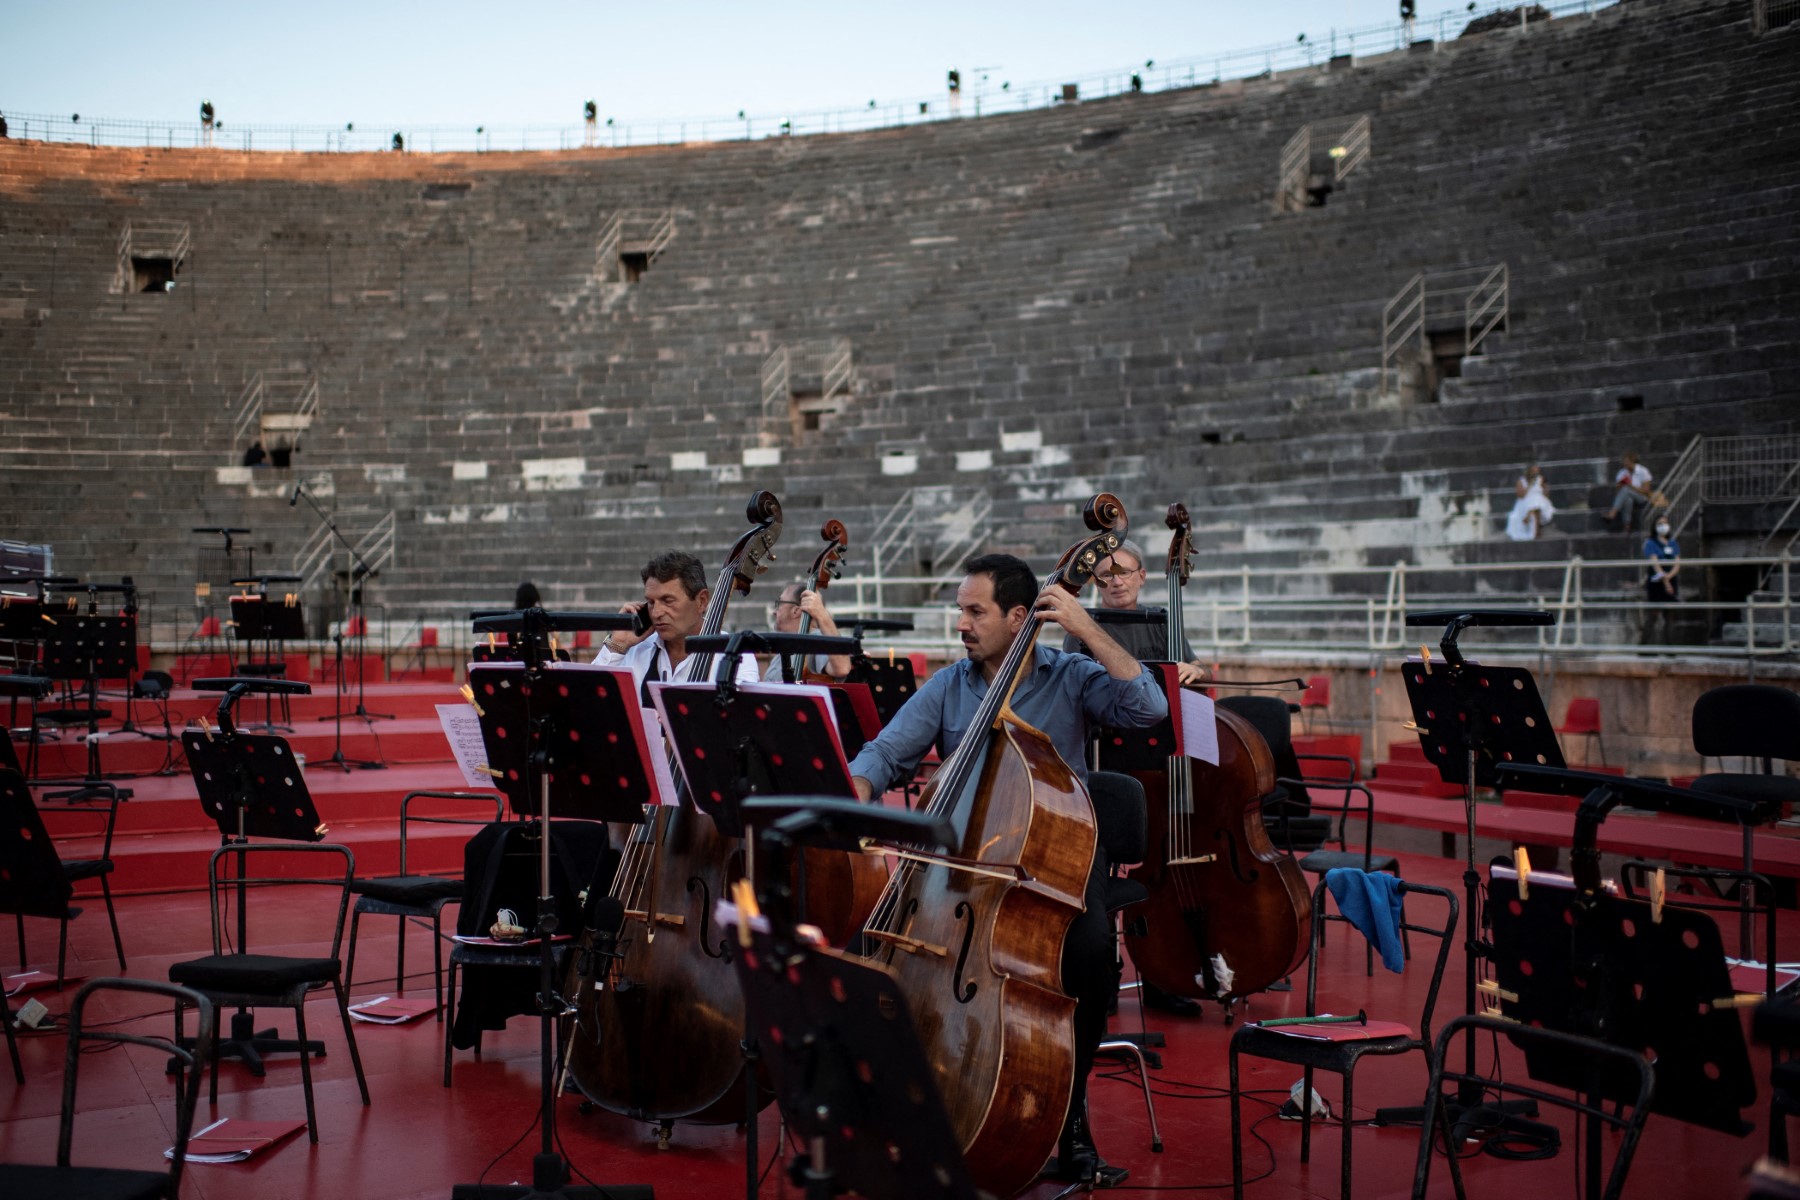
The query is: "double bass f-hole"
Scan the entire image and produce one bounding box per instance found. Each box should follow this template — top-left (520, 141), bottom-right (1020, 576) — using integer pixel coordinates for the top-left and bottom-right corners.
top-left (1213, 827), bottom-right (1260, 884)
top-left (687, 874), bottom-right (731, 960)
top-left (951, 902), bottom-right (978, 1003)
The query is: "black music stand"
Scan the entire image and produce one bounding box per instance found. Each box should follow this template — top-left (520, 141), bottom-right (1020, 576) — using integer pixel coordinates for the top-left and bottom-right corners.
top-left (691, 630), bottom-right (880, 758)
top-left (1481, 764), bottom-right (1760, 1197)
top-left (230, 587), bottom-right (307, 732)
top-left (654, 667), bottom-right (861, 1195)
top-left (180, 675), bottom-right (325, 1075)
top-left (454, 607), bottom-right (653, 1200)
top-left (0, 675), bottom-right (51, 779)
top-left (38, 589), bottom-right (137, 797)
top-left (1375, 609), bottom-right (1559, 1131)
top-left (730, 796), bottom-right (978, 1200)
top-left (845, 617), bottom-right (919, 730)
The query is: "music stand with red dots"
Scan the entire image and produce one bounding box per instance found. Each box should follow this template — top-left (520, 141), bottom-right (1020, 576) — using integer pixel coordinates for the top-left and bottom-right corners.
top-left (650, 679), bottom-right (856, 841)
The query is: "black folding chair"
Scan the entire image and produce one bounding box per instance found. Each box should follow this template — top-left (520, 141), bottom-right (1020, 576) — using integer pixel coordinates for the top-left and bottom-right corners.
top-left (1411, 1015), bottom-right (1654, 1200)
top-left (0, 768), bottom-right (126, 985)
top-left (346, 789), bottom-right (503, 1017)
top-left (1230, 878), bottom-right (1458, 1200)
top-left (0, 978), bottom-right (214, 1198)
top-left (167, 842), bottom-right (370, 1142)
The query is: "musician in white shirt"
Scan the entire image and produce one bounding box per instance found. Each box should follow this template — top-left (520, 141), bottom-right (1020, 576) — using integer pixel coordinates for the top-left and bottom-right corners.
top-left (592, 550), bottom-right (758, 691)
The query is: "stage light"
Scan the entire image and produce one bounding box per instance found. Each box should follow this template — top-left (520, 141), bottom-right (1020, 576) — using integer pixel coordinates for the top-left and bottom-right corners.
top-left (1400, 0), bottom-right (1416, 17)
top-left (584, 100), bottom-right (597, 121)
top-left (947, 69), bottom-right (960, 92)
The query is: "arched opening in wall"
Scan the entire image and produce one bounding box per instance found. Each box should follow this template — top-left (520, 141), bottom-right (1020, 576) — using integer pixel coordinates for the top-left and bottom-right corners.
top-left (619, 251), bottom-right (650, 282)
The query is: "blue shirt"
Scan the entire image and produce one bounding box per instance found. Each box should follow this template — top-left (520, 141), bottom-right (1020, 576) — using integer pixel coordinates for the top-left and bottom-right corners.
top-left (847, 643), bottom-right (1169, 796)
top-left (1643, 536), bottom-right (1680, 579)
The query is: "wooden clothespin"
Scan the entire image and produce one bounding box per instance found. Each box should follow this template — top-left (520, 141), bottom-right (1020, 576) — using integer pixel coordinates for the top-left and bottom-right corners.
top-left (1712, 993), bottom-right (1764, 1010)
top-left (887, 647), bottom-right (895, 666)
top-left (475, 764), bottom-right (502, 778)
top-left (1514, 846), bottom-right (1531, 900)
top-left (731, 878), bottom-right (759, 949)
top-left (550, 632), bottom-right (561, 653)
top-left (460, 684), bottom-right (485, 717)
top-left (488, 632), bottom-right (498, 649)
top-left (1650, 868), bottom-right (1666, 925)
top-left (1420, 646), bottom-right (1432, 675)
top-left (1477, 980), bottom-right (1520, 1003)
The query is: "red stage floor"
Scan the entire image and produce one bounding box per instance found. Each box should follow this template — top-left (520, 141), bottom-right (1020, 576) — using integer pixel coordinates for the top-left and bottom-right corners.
top-left (0, 844), bottom-right (1770, 1199)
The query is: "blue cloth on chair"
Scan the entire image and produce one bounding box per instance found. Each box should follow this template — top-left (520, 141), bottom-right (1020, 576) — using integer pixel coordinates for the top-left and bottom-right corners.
top-left (1324, 868), bottom-right (1406, 973)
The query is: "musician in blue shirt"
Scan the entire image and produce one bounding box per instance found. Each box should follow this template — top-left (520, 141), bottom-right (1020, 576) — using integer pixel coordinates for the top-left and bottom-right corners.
top-left (849, 553), bottom-right (1167, 1189)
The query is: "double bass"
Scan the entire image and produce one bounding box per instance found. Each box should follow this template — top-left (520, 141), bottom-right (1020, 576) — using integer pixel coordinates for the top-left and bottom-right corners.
top-left (1122, 502), bottom-right (1312, 1009)
top-left (858, 494), bottom-right (1126, 1199)
top-left (565, 491), bottom-right (783, 1134)
top-left (785, 519), bottom-right (889, 946)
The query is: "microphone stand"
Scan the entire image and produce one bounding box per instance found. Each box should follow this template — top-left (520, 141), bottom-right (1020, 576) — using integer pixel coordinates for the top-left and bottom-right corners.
top-left (291, 484), bottom-right (385, 771)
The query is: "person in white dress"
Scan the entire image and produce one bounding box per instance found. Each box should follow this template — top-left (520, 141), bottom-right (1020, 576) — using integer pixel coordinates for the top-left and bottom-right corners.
top-left (1505, 464), bottom-right (1555, 540)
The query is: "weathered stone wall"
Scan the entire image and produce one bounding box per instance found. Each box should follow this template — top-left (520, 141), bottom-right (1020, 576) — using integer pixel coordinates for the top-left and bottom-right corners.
top-left (0, 0), bottom-right (1794, 644)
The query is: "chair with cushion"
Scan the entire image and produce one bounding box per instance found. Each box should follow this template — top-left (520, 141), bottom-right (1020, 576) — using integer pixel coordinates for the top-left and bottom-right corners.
top-left (0, 978), bottom-right (214, 1198)
top-left (1410, 1015), bottom-right (1654, 1200)
top-left (1229, 877), bottom-right (1457, 1200)
top-left (0, 769), bottom-right (126, 985)
top-left (1689, 683), bottom-right (1800, 957)
top-left (346, 790), bottom-right (504, 1017)
top-left (1557, 695), bottom-right (1606, 766)
top-left (167, 842), bottom-right (369, 1142)
top-left (1299, 674), bottom-right (1331, 734)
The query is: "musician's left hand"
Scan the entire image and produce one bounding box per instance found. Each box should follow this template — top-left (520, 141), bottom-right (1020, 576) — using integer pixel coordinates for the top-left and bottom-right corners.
top-left (1176, 661), bottom-right (1210, 687)
top-left (1034, 585), bottom-right (1095, 640)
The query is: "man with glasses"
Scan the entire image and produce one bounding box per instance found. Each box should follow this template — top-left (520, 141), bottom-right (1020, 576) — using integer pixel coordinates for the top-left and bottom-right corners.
top-left (1061, 538), bottom-right (1210, 1020)
top-left (764, 582), bottom-right (853, 681)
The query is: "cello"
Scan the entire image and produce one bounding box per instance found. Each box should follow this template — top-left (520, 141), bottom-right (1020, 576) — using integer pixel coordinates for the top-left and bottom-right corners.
top-left (565, 491), bottom-right (783, 1135)
top-left (786, 518), bottom-right (849, 683)
top-left (1122, 503), bottom-right (1312, 1010)
top-left (857, 493), bottom-right (1126, 1199)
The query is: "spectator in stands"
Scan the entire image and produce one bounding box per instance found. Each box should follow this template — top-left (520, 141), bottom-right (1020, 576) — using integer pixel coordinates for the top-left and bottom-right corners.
top-left (763, 581), bottom-right (852, 680)
top-left (513, 581), bottom-right (541, 610)
top-left (199, 100), bottom-right (215, 148)
top-left (241, 439), bottom-right (266, 468)
top-left (1605, 452), bottom-right (1655, 531)
top-left (1505, 464), bottom-right (1555, 540)
top-left (0, 112), bottom-right (8, 139)
top-left (1641, 516), bottom-right (1681, 644)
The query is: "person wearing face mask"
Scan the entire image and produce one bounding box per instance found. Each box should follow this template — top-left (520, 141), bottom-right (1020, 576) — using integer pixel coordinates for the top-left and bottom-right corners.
top-left (1642, 516), bottom-right (1681, 645)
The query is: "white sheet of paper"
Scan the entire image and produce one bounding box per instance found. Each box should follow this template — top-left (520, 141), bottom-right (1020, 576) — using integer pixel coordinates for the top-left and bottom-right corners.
top-left (1179, 690), bottom-right (1220, 766)
top-left (641, 707), bottom-right (681, 806)
top-left (435, 703), bottom-right (491, 788)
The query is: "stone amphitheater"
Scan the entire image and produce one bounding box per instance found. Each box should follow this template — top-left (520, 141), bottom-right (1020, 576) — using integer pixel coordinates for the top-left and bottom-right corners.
top-left (0, 0), bottom-right (1794, 665)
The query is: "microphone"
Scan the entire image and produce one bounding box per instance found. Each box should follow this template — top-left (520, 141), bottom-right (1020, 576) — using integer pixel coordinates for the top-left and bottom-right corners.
top-left (289, 483), bottom-right (303, 507)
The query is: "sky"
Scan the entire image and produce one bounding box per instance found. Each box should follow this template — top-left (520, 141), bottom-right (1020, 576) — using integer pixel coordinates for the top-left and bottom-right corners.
top-left (0, 1), bottom-right (1499, 133)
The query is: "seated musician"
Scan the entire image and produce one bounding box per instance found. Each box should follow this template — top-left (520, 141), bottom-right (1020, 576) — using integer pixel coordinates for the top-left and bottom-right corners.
top-left (763, 582), bottom-right (854, 681)
top-left (1061, 538), bottom-right (1210, 686)
top-left (848, 553), bottom-right (1167, 1189)
top-left (1062, 537), bottom-right (1208, 1018)
top-left (592, 551), bottom-right (758, 691)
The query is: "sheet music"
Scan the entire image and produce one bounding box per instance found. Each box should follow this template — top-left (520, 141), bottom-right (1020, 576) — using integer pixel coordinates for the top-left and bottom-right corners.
top-left (1180, 689), bottom-right (1220, 766)
top-left (640, 706), bottom-right (681, 806)
top-left (436, 703), bottom-right (490, 788)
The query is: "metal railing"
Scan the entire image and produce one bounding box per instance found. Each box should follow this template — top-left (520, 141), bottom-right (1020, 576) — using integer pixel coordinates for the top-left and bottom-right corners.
top-left (1380, 263), bottom-right (1509, 390)
top-left (292, 508), bottom-right (397, 594)
top-left (821, 553), bottom-right (1796, 661)
top-left (111, 220), bottom-right (191, 294)
top-left (231, 370), bottom-right (319, 450)
top-left (1657, 434), bottom-right (1706, 540)
top-left (1754, 0), bottom-right (1800, 35)
top-left (761, 338), bottom-right (854, 430)
top-left (1, 3), bottom-right (1613, 155)
top-left (1274, 113), bottom-right (1371, 212)
top-left (595, 208), bottom-right (677, 280)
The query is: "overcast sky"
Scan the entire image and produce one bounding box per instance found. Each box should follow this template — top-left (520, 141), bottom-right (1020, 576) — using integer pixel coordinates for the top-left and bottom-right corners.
top-left (1, 2), bottom-right (1523, 131)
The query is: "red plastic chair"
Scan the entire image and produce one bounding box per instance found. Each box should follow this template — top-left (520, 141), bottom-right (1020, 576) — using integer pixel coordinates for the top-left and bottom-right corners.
top-left (1300, 674), bottom-right (1331, 733)
top-left (573, 630), bottom-right (593, 650)
top-left (197, 616), bottom-right (221, 638)
top-left (346, 615), bottom-right (369, 638)
top-left (419, 627), bottom-right (440, 648)
top-left (1558, 696), bottom-right (1606, 765)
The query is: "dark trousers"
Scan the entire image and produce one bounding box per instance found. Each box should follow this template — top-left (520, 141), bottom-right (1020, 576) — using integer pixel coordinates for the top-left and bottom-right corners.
top-left (1061, 865), bottom-right (1120, 1127)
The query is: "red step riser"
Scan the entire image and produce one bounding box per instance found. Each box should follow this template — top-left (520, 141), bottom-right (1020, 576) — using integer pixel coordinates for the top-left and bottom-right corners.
top-left (28, 727), bottom-right (454, 778)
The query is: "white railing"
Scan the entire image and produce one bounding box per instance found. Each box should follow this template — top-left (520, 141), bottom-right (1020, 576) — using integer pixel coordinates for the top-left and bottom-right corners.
top-left (1657, 434), bottom-right (1706, 540)
top-left (1274, 113), bottom-right (1371, 212)
top-left (821, 339), bottom-right (854, 404)
top-left (596, 208), bottom-right (677, 280)
top-left (111, 219), bottom-right (192, 294)
top-left (1381, 263), bottom-right (1508, 390)
top-left (824, 553), bottom-right (1796, 660)
top-left (760, 345), bottom-right (791, 423)
top-left (231, 370), bottom-right (320, 451)
top-left (292, 508), bottom-right (396, 594)
top-left (1, 5), bottom-right (1616, 154)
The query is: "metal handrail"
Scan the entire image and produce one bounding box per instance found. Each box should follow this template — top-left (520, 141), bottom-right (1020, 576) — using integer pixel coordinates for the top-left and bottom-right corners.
top-left (1464, 262), bottom-right (1508, 356)
top-left (0, 3), bottom-right (1614, 153)
top-left (1380, 273), bottom-right (1426, 391)
top-left (1658, 434), bottom-right (1706, 540)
